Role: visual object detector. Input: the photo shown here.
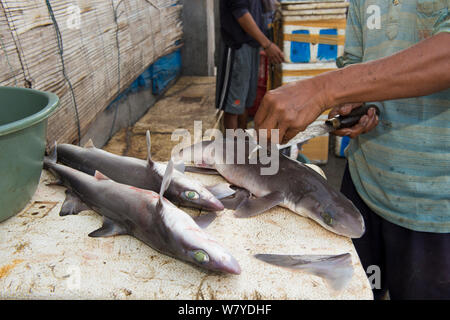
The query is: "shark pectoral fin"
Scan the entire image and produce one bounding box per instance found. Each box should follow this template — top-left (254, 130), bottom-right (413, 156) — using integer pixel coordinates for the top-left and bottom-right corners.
top-left (194, 212), bottom-right (217, 229)
top-left (185, 166), bottom-right (219, 175)
top-left (84, 139), bottom-right (96, 149)
top-left (206, 183), bottom-right (236, 199)
top-left (94, 171), bottom-right (111, 181)
top-left (254, 253), bottom-right (354, 291)
top-left (234, 191), bottom-right (284, 218)
top-left (220, 188), bottom-right (250, 210)
top-left (88, 217), bottom-right (128, 238)
top-left (60, 190), bottom-right (90, 216)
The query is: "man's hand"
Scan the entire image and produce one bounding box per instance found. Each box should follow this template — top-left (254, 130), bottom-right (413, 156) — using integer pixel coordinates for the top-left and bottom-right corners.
top-left (264, 42), bottom-right (285, 65)
top-left (254, 77), bottom-right (330, 144)
top-left (236, 12), bottom-right (284, 65)
top-left (329, 103), bottom-right (379, 138)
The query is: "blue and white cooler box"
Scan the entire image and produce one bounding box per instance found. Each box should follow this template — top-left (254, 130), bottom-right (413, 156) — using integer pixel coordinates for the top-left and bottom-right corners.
top-left (282, 18), bottom-right (347, 63)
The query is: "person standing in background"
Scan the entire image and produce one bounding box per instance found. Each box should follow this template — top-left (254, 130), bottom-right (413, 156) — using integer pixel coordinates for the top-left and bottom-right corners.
top-left (216, 0), bottom-right (285, 130)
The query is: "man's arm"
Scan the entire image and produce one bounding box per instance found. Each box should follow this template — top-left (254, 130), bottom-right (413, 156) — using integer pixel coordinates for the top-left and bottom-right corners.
top-left (327, 32), bottom-right (450, 106)
top-left (235, 12), bottom-right (285, 64)
top-left (255, 32), bottom-right (450, 143)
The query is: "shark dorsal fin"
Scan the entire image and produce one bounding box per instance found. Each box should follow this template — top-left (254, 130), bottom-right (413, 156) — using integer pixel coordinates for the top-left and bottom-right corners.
top-left (94, 171), bottom-right (111, 181)
top-left (159, 159), bottom-right (174, 199)
top-left (84, 139), bottom-right (96, 149)
top-left (146, 130), bottom-right (153, 164)
top-left (173, 160), bottom-right (185, 173)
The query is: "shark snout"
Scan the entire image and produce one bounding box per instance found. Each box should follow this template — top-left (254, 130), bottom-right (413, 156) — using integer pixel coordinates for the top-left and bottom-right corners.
top-left (203, 197), bottom-right (225, 212)
top-left (347, 213), bottom-right (365, 238)
top-left (325, 204), bottom-right (366, 239)
top-left (220, 255), bottom-right (241, 275)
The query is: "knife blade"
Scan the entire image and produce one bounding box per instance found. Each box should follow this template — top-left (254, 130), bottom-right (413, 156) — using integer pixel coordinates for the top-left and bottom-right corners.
top-left (277, 103), bottom-right (380, 150)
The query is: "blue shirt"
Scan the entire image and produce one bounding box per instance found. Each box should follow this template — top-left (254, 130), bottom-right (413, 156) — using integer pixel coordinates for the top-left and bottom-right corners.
top-left (342, 0), bottom-right (450, 232)
top-left (220, 0), bottom-right (266, 49)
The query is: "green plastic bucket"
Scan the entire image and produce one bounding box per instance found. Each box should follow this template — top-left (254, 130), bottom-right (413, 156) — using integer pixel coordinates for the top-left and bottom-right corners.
top-left (0, 87), bottom-right (59, 222)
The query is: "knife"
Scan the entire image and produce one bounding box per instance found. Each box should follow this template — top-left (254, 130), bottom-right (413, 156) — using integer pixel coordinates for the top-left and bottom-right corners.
top-left (277, 103), bottom-right (381, 150)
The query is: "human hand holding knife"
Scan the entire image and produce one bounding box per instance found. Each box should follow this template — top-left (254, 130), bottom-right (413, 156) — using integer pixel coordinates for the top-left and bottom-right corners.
top-left (277, 103), bottom-right (380, 150)
top-left (327, 103), bottom-right (380, 139)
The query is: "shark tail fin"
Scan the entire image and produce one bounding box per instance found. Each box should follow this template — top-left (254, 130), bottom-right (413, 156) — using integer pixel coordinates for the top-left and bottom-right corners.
top-left (43, 142), bottom-right (58, 169)
top-left (43, 142), bottom-right (64, 186)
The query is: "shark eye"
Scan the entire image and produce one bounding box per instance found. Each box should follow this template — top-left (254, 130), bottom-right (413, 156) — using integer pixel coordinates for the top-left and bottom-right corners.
top-left (184, 191), bottom-right (199, 200)
top-left (192, 250), bottom-right (209, 264)
top-left (321, 211), bottom-right (333, 226)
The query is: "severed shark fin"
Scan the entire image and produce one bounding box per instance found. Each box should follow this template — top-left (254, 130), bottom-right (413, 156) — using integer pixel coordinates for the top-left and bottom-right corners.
top-left (254, 253), bottom-right (354, 291)
top-left (234, 191), bottom-right (284, 218)
top-left (206, 183), bottom-right (236, 200)
top-left (88, 216), bottom-right (128, 238)
top-left (60, 190), bottom-right (91, 216)
top-left (193, 212), bottom-right (217, 229)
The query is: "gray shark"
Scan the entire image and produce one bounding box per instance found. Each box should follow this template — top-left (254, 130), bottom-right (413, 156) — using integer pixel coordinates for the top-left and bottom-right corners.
top-left (181, 136), bottom-right (365, 238)
top-left (55, 131), bottom-right (231, 212)
top-left (44, 154), bottom-right (241, 275)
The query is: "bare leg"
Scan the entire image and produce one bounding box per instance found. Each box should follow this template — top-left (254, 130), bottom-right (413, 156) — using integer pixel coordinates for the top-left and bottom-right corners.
top-left (238, 109), bottom-right (249, 130)
top-left (224, 112), bottom-right (238, 130)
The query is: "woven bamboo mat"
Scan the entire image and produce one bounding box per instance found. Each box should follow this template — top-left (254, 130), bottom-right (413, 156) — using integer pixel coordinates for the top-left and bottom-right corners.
top-left (0, 0), bottom-right (182, 145)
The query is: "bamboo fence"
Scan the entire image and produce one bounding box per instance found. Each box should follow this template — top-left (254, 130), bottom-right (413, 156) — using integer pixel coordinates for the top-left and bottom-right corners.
top-left (0, 0), bottom-right (183, 144)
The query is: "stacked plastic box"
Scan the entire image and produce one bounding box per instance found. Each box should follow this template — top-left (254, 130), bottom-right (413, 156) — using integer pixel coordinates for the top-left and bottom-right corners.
top-left (275, 0), bottom-right (349, 164)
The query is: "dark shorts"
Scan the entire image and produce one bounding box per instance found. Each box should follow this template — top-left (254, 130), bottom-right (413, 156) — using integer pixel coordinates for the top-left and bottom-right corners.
top-left (215, 41), bottom-right (260, 115)
top-left (341, 164), bottom-right (450, 300)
